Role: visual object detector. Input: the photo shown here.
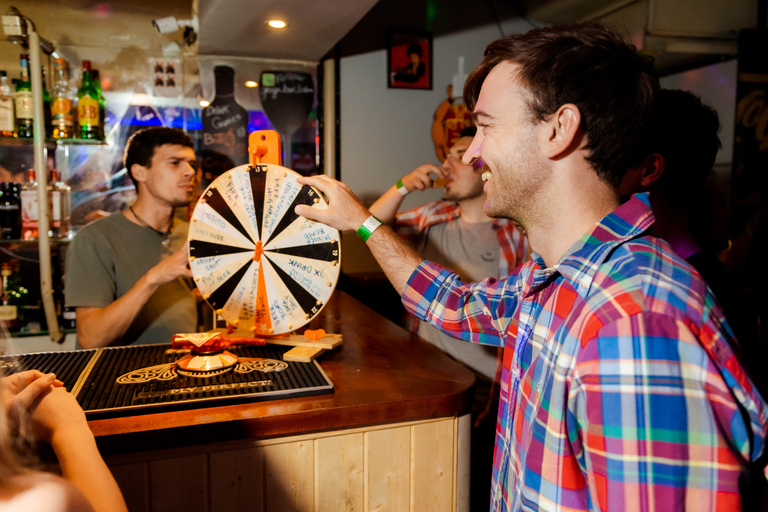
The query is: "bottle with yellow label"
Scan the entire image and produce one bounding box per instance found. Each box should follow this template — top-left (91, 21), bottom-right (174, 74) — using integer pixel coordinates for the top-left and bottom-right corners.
top-left (77, 60), bottom-right (101, 139)
top-left (52, 58), bottom-right (74, 139)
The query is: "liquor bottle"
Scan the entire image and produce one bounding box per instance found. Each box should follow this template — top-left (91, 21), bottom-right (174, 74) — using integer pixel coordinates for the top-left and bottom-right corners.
top-left (0, 71), bottom-right (15, 137)
top-left (20, 168), bottom-right (38, 240)
top-left (77, 60), bottom-right (101, 139)
top-left (0, 182), bottom-right (21, 239)
top-left (14, 54), bottom-right (32, 139)
top-left (51, 58), bottom-right (74, 139)
top-left (41, 66), bottom-right (52, 138)
top-left (47, 169), bottom-right (70, 237)
top-left (91, 69), bottom-right (106, 140)
top-left (0, 262), bottom-right (19, 331)
top-left (201, 66), bottom-right (249, 187)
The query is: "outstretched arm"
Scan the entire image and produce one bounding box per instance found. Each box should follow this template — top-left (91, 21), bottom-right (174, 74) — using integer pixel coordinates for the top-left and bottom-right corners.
top-left (369, 163), bottom-right (445, 224)
top-left (296, 175), bottom-right (423, 295)
top-left (76, 244), bottom-right (192, 348)
top-left (2, 371), bottom-right (128, 512)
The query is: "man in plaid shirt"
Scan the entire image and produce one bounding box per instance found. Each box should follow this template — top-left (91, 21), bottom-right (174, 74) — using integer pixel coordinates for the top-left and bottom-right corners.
top-left (296, 22), bottom-right (768, 511)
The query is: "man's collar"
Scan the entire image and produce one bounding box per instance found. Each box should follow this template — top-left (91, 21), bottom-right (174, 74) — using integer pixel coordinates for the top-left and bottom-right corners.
top-left (529, 193), bottom-right (655, 297)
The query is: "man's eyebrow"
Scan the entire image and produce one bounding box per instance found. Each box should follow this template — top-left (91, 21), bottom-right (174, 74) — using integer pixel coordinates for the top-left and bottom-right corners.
top-left (472, 111), bottom-right (493, 122)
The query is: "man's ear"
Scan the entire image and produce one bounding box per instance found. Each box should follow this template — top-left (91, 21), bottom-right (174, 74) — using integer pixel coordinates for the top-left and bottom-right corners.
top-left (131, 163), bottom-right (148, 184)
top-left (543, 103), bottom-right (581, 159)
top-left (639, 153), bottom-right (664, 188)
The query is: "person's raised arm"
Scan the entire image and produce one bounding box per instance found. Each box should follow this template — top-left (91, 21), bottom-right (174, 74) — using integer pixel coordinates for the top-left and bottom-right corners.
top-left (369, 163), bottom-right (445, 224)
top-left (296, 175), bottom-right (423, 295)
top-left (75, 245), bottom-right (192, 349)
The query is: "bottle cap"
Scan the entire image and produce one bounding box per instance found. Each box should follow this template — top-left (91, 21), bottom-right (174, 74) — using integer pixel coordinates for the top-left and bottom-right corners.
top-left (82, 60), bottom-right (92, 72)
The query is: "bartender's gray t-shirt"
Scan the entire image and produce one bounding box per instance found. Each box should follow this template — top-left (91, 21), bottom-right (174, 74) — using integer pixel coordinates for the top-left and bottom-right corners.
top-left (65, 211), bottom-right (197, 346)
top-left (417, 217), bottom-right (500, 381)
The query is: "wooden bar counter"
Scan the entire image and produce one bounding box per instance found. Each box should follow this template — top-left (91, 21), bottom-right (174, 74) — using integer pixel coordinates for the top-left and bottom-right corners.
top-left (93, 290), bottom-right (476, 512)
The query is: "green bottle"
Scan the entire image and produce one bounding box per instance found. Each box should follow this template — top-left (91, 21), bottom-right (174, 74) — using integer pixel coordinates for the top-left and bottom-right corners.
top-left (41, 66), bottom-right (52, 138)
top-left (14, 53), bottom-right (32, 138)
top-left (77, 60), bottom-right (100, 139)
top-left (91, 68), bottom-right (106, 140)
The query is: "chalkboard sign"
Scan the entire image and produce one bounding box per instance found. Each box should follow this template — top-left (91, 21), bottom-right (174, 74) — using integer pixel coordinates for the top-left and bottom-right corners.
top-left (202, 66), bottom-right (249, 187)
top-left (259, 71), bottom-right (315, 167)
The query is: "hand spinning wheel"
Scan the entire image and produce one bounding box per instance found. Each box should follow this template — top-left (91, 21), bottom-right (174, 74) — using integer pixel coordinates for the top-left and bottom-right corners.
top-left (188, 131), bottom-right (340, 336)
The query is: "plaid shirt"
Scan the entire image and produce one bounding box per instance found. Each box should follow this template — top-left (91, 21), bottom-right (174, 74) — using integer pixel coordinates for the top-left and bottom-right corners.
top-left (402, 193), bottom-right (768, 511)
top-left (394, 200), bottom-right (527, 280)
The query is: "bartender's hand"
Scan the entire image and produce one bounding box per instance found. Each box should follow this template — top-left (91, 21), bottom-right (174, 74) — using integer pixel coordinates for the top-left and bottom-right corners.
top-left (146, 243), bottom-right (193, 287)
top-left (400, 163), bottom-right (446, 193)
top-left (295, 175), bottom-right (370, 231)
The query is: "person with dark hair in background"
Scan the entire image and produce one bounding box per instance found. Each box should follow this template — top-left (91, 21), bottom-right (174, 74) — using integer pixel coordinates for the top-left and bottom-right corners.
top-left (620, 88), bottom-right (760, 391)
top-left (392, 42), bottom-right (426, 84)
top-left (65, 127), bottom-right (198, 348)
top-left (370, 125), bottom-right (527, 508)
top-left (295, 22), bottom-right (768, 511)
top-left (0, 369), bottom-right (127, 511)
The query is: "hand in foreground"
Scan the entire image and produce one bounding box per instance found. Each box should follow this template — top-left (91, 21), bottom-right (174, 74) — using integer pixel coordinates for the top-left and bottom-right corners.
top-left (1, 370), bottom-right (63, 427)
top-left (29, 386), bottom-right (90, 446)
top-left (295, 175), bottom-right (371, 232)
top-left (400, 163), bottom-right (446, 193)
top-left (147, 242), bottom-right (193, 287)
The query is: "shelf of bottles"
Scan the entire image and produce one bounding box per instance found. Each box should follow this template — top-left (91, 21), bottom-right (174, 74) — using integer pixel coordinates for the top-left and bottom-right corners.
top-left (0, 53), bottom-right (108, 337)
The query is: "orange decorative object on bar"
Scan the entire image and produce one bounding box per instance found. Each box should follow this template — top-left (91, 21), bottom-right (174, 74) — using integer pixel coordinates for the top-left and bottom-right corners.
top-left (249, 130), bottom-right (282, 166)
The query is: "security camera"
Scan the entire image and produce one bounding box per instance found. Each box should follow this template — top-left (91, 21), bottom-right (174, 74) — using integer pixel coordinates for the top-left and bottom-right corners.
top-left (152, 16), bottom-right (179, 35)
top-left (152, 15), bottom-right (198, 36)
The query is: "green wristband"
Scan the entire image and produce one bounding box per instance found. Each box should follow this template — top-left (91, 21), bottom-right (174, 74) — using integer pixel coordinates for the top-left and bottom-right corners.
top-left (357, 215), bottom-right (382, 242)
top-left (396, 179), bottom-right (409, 196)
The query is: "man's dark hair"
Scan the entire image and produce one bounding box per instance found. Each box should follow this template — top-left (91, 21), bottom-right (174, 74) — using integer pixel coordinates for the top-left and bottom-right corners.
top-left (464, 22), bottom-right (659, 188)
top-left (406, 42), bottom-right (423, 58)
top-left (652, 89), bottom-right (721, 206)
top-left (123, 127), bottom-right (194, 189)
top-left (459, 125), bottom-right (477, 138)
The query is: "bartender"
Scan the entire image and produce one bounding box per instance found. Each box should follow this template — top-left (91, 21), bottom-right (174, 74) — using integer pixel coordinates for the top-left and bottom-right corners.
top-left (64, 127), bottom-right (198, 348)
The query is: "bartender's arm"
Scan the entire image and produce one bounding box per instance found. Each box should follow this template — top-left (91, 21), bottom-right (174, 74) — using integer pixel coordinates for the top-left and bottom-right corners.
top-left (75, 246), bottom-right (192, 349)
top-left (369, 163), bottom-right (445, 224)
top-left (296, 175), bottom-right (422, 294)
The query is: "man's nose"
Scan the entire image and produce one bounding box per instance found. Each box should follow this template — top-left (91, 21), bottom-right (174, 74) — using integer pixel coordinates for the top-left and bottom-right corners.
top-left (463, 136), bottom-right (481, 167)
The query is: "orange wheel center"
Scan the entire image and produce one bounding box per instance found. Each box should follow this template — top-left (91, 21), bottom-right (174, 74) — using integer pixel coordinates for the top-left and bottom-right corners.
top-left (253, 240), bottom-right (263, 261)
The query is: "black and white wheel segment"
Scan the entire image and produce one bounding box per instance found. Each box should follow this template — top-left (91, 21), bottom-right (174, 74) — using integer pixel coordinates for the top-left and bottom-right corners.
top-left (188, 164), bottom-right (341, 335)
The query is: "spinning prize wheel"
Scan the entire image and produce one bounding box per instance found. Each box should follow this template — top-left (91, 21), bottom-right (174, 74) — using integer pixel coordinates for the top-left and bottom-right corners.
top-left (188, 136), bottom-right (340, 336)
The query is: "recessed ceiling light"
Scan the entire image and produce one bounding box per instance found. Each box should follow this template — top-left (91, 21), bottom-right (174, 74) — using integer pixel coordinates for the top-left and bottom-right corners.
top-left (245, 80), bottom-right (258, 88)
top-left (199, 100), bottom-right (210, 107)
top-left (267, 20), bottom-right (286, 29)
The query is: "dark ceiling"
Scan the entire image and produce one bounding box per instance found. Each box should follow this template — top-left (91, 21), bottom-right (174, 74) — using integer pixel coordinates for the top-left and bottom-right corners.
top-left (336, 0), bottom-right (529, 59)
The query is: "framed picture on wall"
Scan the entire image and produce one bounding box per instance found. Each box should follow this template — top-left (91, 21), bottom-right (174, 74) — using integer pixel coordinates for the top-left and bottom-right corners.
top-left (387, 31), bottom-right (432, 90)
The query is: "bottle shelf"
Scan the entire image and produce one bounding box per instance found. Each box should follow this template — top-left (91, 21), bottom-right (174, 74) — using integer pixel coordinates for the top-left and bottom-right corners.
top-left (0, 136), bottom-right (107, 146)
top-left (0, 237), bottom-right (73, 245)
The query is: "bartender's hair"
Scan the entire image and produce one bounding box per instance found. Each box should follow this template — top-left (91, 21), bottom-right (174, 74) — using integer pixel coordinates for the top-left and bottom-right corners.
top-left (124, 127), bottom-right (194, 190)
top-left (463, 21), bottom-right (658, 189)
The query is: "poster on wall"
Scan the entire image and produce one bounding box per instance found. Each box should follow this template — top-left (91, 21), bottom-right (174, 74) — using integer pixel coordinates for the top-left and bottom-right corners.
top-left (387, 31), bottom-right (432, 90)
top-left (201, 66), bottom-right (249, 187)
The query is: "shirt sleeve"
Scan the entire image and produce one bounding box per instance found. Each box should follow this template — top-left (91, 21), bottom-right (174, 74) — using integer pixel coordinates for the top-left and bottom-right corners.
top-left (64, 225), bottom-right (118, 308)
top-left (568, 312), bottom-right (758, 511)
top-left (394, 204), bottom-right (430, 246)
top-left (402, 260), bottom-right (525, 347)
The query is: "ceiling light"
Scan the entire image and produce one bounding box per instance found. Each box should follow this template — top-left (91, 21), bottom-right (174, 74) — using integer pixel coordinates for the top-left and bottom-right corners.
top-left (199, 100), bottom-right (210, 107)
top-left (245, 80), bottom-right (258, 88)
top-left (267, 20), bottom-right (286, 29)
